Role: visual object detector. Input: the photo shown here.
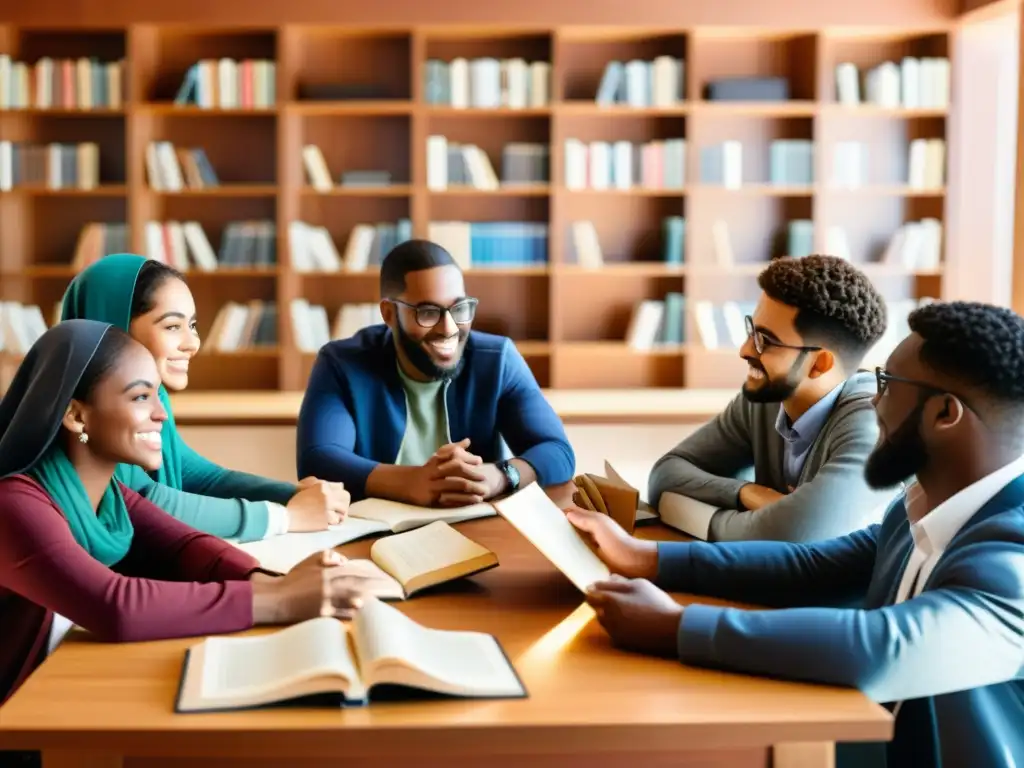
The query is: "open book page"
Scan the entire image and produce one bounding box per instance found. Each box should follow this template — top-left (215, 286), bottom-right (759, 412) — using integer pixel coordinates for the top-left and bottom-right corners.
top-left (492, 482), bottom-right (610, 592)
top-left (658, 492), bottom-right (718, 540)
top-left (604, 460), bottom-right (658, 521)
top-left (349, 497), bottom-right (496, 533)
top-left (177, 617), bottom-right (363, 712)
top-left (352, 597), bottom-right (524, 698)
top-left (369, 521), bottom-right (497, 596)
top-left (232, 516), bottom-right (390, 574)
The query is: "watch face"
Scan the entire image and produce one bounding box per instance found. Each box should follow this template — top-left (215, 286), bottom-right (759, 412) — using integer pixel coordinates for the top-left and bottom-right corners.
top-left (506, 463), bottom-right (521, 488)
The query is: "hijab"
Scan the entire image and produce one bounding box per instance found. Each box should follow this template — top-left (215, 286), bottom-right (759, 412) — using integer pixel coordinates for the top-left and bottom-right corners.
top-left (61, 254), bottom-right (184, 489)
top-left (0, 320), bottom-right (133, 566)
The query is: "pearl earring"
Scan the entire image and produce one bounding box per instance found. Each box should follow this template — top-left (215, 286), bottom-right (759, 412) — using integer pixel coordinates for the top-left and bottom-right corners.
top-left (78, 432), bottom-right (89, 445)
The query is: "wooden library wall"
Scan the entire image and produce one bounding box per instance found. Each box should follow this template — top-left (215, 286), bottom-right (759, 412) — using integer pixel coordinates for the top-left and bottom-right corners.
top-left (0, 0), bottom-right (990, 395)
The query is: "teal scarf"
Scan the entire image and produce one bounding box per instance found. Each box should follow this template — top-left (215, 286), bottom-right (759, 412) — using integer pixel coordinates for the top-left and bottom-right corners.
top-left (61, 254), bottom-right (185, 489)
top-left (28, 445), bottom-right (134, 568)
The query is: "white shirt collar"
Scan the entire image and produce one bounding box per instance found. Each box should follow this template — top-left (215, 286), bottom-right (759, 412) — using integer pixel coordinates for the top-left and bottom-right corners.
top-left (904, 452), bottom-right (1024, 553)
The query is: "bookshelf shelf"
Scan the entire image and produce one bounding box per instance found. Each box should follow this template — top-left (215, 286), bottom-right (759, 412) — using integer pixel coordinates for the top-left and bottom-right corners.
top-left (0, 21), bottom-right (965, 393)
top-left (287, 101), bottom-right (413, 115)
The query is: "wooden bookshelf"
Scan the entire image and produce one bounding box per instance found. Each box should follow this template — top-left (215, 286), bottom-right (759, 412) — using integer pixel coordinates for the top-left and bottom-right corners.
top-left (0, 23), bottom-right (966, 392)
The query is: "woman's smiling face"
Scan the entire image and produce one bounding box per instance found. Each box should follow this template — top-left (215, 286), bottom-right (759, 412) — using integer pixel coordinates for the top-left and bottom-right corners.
top-left (128, 276), bottom-right (200, 391)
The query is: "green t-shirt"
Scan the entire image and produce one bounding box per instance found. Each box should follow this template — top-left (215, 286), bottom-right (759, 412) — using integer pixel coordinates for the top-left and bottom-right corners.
top-left (394, 363), bottom-right (450, 466)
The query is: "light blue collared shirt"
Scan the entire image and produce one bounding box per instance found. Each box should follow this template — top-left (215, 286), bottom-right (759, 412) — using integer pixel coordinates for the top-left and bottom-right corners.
top-left (775, 383), bottom-right (844, 488)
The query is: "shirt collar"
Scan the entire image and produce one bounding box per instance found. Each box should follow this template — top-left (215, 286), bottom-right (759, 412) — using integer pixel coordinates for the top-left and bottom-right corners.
top-left (775, 382), bottom-right (844, 445)
top-left (906, 452), bottom-right (1024, 552)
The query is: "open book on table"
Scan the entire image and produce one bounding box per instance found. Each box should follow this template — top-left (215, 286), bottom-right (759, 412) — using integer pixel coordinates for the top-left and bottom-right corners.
top-left (348, 496), bottom-right (496, 533)
top-left (338, 521), bottom-right (498, 600)
top-left (492, 482), bottom-right (610, 592)
top-left (234, 498), bottom-right (496, 574)
top-left (176, 596), bottom-right (526, 712)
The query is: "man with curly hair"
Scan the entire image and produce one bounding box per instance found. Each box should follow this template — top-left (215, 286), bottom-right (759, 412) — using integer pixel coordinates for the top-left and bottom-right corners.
top-left (568, 300), bottom-right (1024, 768)
top-left (648, 255), bottom-right (896, 541)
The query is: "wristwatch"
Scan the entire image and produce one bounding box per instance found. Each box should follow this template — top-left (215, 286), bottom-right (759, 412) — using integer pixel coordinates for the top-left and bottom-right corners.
top-left (496, 459), bottom-right (521, 492)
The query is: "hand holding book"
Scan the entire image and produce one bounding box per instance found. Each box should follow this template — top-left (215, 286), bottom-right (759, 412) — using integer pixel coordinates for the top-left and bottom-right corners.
top-left (564, 507), bottom-right (659, 580)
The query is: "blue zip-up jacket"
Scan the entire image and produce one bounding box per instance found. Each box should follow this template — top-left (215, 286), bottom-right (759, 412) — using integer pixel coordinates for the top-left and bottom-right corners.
top-left (658, 474), bottom-right (1024, 767)
top-left (296, 325), bottom-right (575, 500)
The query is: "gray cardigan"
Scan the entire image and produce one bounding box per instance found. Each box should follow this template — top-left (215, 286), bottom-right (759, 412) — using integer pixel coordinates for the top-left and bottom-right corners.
top-left (648, 372), bottom-right (897, 543)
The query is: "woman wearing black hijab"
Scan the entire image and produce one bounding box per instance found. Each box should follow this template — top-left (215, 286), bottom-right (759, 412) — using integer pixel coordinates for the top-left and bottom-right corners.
top-left (0, 320), bottom-right (366, 708)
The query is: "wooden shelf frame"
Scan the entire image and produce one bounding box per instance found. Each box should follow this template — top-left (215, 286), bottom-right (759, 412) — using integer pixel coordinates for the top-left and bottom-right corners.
top-left (0, 22), bottom-right (970, 392)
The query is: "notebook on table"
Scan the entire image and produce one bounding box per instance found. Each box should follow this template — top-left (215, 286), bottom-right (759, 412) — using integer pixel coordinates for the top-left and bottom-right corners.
top-left (175, 596), bottom-right (526, 712)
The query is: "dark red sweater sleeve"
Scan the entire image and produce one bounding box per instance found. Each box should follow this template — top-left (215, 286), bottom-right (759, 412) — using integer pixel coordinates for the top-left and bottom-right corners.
top-left (0, 476), bottom-right (256, 643)
top-left (114, 482), bottom-right (261, 582)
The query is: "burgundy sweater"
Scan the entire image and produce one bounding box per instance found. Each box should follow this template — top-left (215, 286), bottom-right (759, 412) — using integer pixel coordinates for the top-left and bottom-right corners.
top-left (0, 474), bottom-right (260, 705)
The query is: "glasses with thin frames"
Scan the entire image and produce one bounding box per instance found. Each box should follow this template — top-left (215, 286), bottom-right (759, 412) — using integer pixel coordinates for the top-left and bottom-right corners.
top-left (875, 367), bottom-right (948, 399)
top-left (744, 315), bottom-right (822, 356)
top-left (389, 297), bottom-right (479, 328)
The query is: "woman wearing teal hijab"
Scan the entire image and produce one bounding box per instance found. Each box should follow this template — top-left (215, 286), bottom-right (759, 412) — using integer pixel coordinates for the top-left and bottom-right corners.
top-left (61, 254), bottom-right (350, 542)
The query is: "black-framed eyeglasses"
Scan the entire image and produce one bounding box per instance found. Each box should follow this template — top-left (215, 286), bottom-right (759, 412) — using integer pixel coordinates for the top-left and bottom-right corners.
top-left (388, 297), bottom-right (479, 328)
top-left (875, 367), bottom-right (948, 399)
top-left (744, 315), bottom-right (821, 356)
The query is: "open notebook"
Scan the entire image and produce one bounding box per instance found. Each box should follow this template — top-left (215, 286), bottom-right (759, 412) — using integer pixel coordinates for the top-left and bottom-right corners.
top-left (337, 521), bottom-right (498, 600)
top-left (235, 498), bottom-right (497, 574)
top-left (492, 482), bottom-right (610, 592)
top-left (176, 596), bottom-right (526, 712)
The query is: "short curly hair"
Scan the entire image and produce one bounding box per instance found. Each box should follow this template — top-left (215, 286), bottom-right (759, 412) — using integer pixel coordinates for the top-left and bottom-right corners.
top-left (757, 255), bottom-right (887, 370)
top-left (909, 301), bottom-right (1024, 408)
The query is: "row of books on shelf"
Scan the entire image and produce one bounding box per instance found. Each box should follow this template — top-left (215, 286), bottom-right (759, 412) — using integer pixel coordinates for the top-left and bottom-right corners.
top-left (835, 57), bottom-right (950, 109)
top-left (0, 55), bottom-right (124, 110)
top-left (291, 299), bottom-right (384, 353)
top-left (564, 138), bottom-right (686, 190)
top-left (428, 221), bottom-right (548, 268)
top-left (423, 58), bottom-right (551, 109)
top-left (145, 142), bottom-right (219, 190)
top-left (596, 58), bottom-right (686, 107)
top-left (301, 147), bottom-right (399, 192)
top-left (144, 220), bottom-right (276, 272)
top-left (0, 141), bottom-right (100, 190)
top-left (425, 137), bottom-right (548, 190)
top-left (174, 59), bottom-right (278, 109)
top-left (206, 300), bottom-right (278, 351)
top-left (700, 138), bottom-right (945, 190)
top-left (289, 219), bottom-right (412, 273)
top-left (570, 217), bottom-right (685, 268)
top-left (60, 213), bottom-right (941, 278)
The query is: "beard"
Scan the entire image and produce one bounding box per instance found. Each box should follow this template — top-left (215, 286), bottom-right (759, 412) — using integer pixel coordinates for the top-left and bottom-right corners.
top-left (395, 319), bottom-right (467, 382)
top-left (864, 403), bottom-right (928, 490)
top-left (741, 356), bottom-right (803, 403)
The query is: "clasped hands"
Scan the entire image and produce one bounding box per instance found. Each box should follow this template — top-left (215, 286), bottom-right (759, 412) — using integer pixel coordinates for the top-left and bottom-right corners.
top-left (407, 438), bottom-right (505, 508)
top-left (564, 505), bottom-right (685, 658)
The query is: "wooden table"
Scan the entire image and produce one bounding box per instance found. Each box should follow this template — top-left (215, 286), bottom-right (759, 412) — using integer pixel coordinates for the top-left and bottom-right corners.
top-left (0, 517), bottom-right (891, 768)
top-left (168, 388), bottom-right (737, 426)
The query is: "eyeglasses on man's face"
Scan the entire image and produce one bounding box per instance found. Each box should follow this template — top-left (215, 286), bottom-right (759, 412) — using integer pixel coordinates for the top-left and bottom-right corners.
top-left (390, 297), bottom-right (479, 328)
top-left (744, 315), bottom-right (822, 356)
top-left (875, 367), bottom-right (948, 399)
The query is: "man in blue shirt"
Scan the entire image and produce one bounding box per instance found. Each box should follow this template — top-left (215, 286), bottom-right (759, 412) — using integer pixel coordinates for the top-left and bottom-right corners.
top-left (568, 300), bottom-right (1024, 767)
top-left (296, 239), bottom-right (574, 505)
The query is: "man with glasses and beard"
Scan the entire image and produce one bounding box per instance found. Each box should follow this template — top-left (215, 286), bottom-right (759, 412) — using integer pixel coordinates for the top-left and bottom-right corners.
top-left (296, 239), bottom-right (574, 506)
top-left (565, 300), bottom-right (1024, 768)
top-left (648, 255), bottom-right (894, 542)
